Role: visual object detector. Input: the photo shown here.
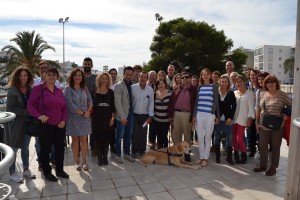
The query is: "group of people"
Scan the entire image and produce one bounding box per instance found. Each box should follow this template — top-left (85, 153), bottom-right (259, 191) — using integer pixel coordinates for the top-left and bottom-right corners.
top-left (3, 58), bottom-right (291, 184)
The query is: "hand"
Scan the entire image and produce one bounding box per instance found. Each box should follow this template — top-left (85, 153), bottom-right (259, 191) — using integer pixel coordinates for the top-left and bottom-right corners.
top-left (282, 114), bottom-right (288, 121)
top-left (215, 118), bottom-right (220, 125)
top-left (57, 121), bottom-right (65, 128)
top-left (145, 118), bottom-right (152, 125)
top-left (192, 117), bottom-right (196, 125)
top-left (225, 118), bottom-right (232, 126)
top-left (121, 118), bottom-right (128, 125)
top-left (109, 118), bottom-right (114, 126)
top-left (76, 109), bottom-right (84, 115)
top-left (256, 123), bottom-right (262, 132)
top-left (247, 118), bottom-right (253, 127)
top-left (38, 115), bottom-right (49, 123)
top-left (83, 110), bottom-right (90, 118)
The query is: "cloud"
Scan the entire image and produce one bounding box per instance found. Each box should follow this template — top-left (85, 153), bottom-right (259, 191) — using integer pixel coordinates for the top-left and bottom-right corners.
top-left (0, 0), bottom-right (296, 71)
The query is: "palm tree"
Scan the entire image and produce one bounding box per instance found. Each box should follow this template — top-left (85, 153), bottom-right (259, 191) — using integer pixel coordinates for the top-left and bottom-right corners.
top-left (283, 56), bottom-right (295, 74)
top-left (1, 30), bottom-right (55, 78)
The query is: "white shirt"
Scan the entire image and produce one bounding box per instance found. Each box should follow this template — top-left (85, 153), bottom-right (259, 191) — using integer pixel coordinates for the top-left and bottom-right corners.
top-left (131, 83), bottom-right (154, 116)
top-left (233, 90), bottom-right (255, 126)
top-left (34, 77), bottom-right (60, 87)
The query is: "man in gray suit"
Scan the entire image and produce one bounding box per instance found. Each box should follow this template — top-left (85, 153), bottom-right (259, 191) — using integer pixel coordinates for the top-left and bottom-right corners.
top-left (114, 66), bottom-right (135, 163)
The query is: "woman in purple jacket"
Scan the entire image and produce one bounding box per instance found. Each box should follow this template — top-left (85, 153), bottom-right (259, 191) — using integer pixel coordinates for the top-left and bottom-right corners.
top-left (27, 67), bottom-right (68, 182)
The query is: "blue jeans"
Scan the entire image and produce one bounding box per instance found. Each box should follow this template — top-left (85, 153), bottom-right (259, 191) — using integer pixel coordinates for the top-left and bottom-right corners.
top-left (115, 111), bottom-right (133, 156)
top-left (9, 133), bottom-right (31, 173)
top-left (214, 121), bottom-right (233, 147)
top-left (35, 137), bottom-right (55, 163)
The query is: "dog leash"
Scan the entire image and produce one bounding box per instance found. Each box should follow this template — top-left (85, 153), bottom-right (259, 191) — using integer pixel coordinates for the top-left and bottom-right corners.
top-left (153, 148), bottom-right (183, 165)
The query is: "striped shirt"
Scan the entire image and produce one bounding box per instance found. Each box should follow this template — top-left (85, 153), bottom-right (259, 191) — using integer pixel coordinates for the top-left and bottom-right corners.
top-left (197, 84), bottom-right (213, 114)
top-left (153, 90), bottom-right (172, 122)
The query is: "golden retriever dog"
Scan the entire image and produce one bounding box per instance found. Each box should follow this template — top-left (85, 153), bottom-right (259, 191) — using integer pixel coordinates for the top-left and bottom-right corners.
top-left (139, 141), bottom-right (201, 170)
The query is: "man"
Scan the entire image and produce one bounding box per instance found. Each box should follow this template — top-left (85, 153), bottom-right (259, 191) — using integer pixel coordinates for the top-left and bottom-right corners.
top-left (109, 68), bottom-right (118, 90)
top-left (82, 57), bottom-right (97, 156)
top-left (230, 72), bottom-right (239, 91)
top-left (166, 65), bottom-right (175, 89)
top-left (132, 65), bottom-right (142, 84)
top-left (131, 72), bottom-right (154, 158)
top-left (114, 66), bottom-right (135, 163)
top-left (225, 61), bottom-right (235, 77)
top-left (168, 72), bottom-right (197, 162)
top-left (34, 61), bottom-right (60, 172)
top-left (147, 70), bottom-right (156, 90)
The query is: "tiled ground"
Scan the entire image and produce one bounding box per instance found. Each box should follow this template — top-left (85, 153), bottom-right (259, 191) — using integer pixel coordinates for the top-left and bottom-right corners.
top-left (0, 139), bottom-right (288, 200)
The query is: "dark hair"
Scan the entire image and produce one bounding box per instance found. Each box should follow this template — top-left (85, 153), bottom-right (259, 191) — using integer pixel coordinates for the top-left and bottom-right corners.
top-left (155, 79), bottom-right (167, 89)
top-left (38, 61), bottom-right (50, 68)
top-left (212, 71), bottom-right (221, 78)
top-left (181, 71), bottom-right (191, 77)
top-left (255, 72), bottom-right (270, 89)
top-left (140, 71), bottom-right (149, 78)
top-left (109, 68), bottom-right (117, 74)
top-left (83, 57), bottom-right (93, 65)
top-left (133, 65), bottom-right (142, 71)
top-left (263, 74), bottom-right (280, 91)
top-left (123, 66), bottom-right (134, 74)
top-left (67, 68), bottom-right (85, 89)
top-left (199, 68), bottom-right (213, 85)
top-left (8, 66), bottom-right (34, 89)
top-left (235, 75), bottom-right (246, 85)
top-left (46, 66), bottom-right (59, 77)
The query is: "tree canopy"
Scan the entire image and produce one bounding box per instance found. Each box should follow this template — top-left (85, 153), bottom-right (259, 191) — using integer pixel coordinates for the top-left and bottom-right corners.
top-left (148, 18), bottom-right (233, 75)
top-left (283, 56), bottom-right (294, 74)
top-left (224, 47), bottom-right (248, 75)
top-left (0, 30), bottom-right (55, 78)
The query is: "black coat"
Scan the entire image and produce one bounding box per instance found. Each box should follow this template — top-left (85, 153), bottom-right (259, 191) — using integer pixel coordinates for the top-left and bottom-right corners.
top-left (219, 90), bottom-right (236, 120)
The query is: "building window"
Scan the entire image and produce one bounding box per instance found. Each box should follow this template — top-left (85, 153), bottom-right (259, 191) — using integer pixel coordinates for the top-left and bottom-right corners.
top-left (268, 48), bottom-right (273, 54)
top-left (279, 57), bottom-right (282, 61)
top-left (268, 56), bottom-right (273, 62)
top-left (279, 49), bottom-right (282, 53)
top-left (279, 64), bottom-right (282, 68)
top-left (268, 63), bottom-right (272, 70)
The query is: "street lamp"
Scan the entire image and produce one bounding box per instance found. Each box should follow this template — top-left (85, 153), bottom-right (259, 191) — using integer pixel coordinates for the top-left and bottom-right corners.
top-left (58, 17), bottom-right (69, 88)
top-left (155, 13), bottom-right (163, 23)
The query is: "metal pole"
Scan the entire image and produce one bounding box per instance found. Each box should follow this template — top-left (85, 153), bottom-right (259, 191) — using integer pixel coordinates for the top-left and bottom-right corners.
top-left (285, 0), bottom-right (300, 199)
top-left (63, 22), bottom-right (66, 88)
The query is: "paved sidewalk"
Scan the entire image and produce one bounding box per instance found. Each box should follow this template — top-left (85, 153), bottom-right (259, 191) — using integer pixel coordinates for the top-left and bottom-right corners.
top-left (1, 139), bottom-right (288, 200)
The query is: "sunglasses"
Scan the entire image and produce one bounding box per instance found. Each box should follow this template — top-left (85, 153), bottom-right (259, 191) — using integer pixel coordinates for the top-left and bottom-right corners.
top-left (182, 76), bottom-right (190, 79)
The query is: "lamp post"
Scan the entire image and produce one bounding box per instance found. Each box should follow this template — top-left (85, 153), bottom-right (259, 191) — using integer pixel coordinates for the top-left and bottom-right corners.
top-left (58, 17), bottom-right (69, 89)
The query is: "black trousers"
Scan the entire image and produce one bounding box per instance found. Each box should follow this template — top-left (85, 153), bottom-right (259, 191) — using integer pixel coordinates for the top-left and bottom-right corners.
top-left (152, 119), bottom-right (169, 148)
top-left (246, 119), bottom-right (257, 153)
top-left (132, 114), bottom-right (148, 154)
top-left (39, 124), bottom-right (65, 176)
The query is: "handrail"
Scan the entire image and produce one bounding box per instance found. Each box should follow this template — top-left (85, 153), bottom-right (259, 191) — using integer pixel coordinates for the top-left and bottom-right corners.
top-left (0, 143), bottom-right (15, 176)
top-left (293, 117), bottom-right (300, 128)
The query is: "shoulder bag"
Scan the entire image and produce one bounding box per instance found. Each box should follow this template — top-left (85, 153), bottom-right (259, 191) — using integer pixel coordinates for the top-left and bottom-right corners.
top-left (26, 86), bottom-right (46, 137)
top-left (262, 99), bottom-right (283, 131)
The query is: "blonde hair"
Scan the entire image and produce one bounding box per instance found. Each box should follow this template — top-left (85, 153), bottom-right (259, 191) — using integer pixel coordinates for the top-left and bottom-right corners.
top-left (95, 72), bottom-right (112, 89)
top-left (218, 75), bottom-right (231, 92)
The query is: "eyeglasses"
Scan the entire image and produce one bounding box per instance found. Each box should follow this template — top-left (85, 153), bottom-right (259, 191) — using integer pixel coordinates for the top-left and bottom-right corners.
top-left (266, 80), bottom-right (275, 84)
top-left (182, 76), bottom-right (190, 79)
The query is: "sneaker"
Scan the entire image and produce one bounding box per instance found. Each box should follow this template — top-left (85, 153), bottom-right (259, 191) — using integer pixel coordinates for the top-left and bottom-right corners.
top-left (124, 154), bottom-right (135, 162)
top-left (56, 171), bottom-right (69, 179)
top-left (10, 173), bottom-right (24, 183)
top-left (23, 170), bottom-right (36, 179)
top-left (114, 155), bottom-right (124, 164)
top-left (45, 173), bottom-right (58, 182)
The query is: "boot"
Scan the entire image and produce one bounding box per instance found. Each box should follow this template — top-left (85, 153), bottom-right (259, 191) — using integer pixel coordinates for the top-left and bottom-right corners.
top-left (97, 144), bottom-right (103, 166)
top-left (103, 144), bottom-right (109, 165)
top-left (234, 151), bottom-right (240, 164)
top-left (215, 145), bottom-right (221, 164)
top-left (226, 147), bottom-right (234, 165)
top-left (241, 152), bottom-right (247, 164)
top-left (184, 153), bottom-right (191, 162)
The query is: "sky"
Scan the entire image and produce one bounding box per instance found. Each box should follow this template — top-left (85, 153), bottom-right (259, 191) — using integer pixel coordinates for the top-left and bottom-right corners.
top-left (0, 0), bottom-right (297, 71)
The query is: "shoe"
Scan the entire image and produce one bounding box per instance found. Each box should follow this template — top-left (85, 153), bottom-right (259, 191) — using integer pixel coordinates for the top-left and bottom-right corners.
top-left (10, 173), bottom-right (24, 183)
top-left (201, 160), bottom-right (208, 167)
top-left (50, 160), bottom-right (56, 168)
top-left (194, 159), bottom-right (203, 165)
top-left (75, 163), bottom-right (82, 171)
top-left (91, 149), bottom-right (97, 157)
top-left (56, 171), bottom-right (69, 179)
top-left (265, 167), bottom-right (276, 176)
top-left (249, 152), bottom-right (255, 158)
top-left (82, 163), bottom-right (89, 171)
top-left (23, 170), bottom-right (36, 179)
top-left (45, 174), bottom-right (58, 182)
top-left (124, 154), bottom-right (135, 162)
top-left (253, 166), bottom-right (267, 172)
top-left (114, 155), bottom-right (124, 164)
top-left (149, 143), bottom-right (156, 150)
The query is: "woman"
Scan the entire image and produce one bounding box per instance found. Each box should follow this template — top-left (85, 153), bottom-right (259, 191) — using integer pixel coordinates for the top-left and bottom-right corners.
top-left (92, 72), bottom-right (115, 166)
top-left (157, 70), bottom-right (167, 81)
top-left (232, 75), bottom-right (255, 164)
top-left (172, 73), bottom-right (182, 89)
top-left (27, 67), bottom-right (68, 182)
top-left (255, 72), bottom-right (270, 110)
top-left (193, 68), bottom-right (220, 167)
top-left (214, 75), bottom-right (236, 165)
top-left (4, 66), bottom-right (35, 183)
top-left (152, 79), bottom-right (172, 149)
top-left (254, 75), bottom-right (291, 176)
top-left (65, 68), bottom-right (93, 171)
top-left (191, 75), bottom-right (198, 87)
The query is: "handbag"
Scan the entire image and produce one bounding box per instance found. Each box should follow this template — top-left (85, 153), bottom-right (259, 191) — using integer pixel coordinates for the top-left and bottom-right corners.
top-left (261, 100), bottom-right (283, 130)
top-left (26, 86), bottom-right (46, 137)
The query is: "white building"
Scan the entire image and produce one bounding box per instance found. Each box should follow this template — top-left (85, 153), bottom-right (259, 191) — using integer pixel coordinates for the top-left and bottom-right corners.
top-left (254, 45), bottom-right (293, 84)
